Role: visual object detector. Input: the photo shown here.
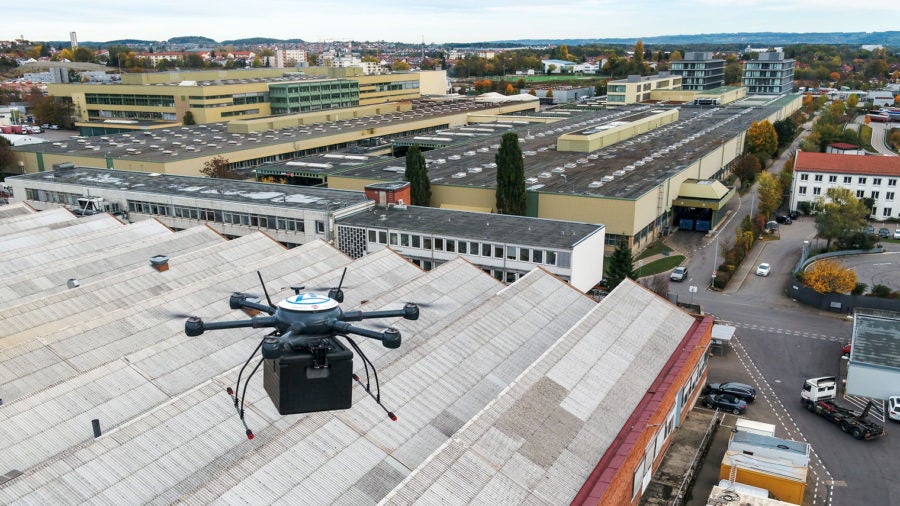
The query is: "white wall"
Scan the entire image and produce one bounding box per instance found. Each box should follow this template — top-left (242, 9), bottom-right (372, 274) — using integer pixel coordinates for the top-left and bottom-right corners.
top-left (570, 227), bottom-right (605, 291)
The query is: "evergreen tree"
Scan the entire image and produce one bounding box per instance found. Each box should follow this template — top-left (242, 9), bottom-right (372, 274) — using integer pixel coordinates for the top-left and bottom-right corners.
top-left (404, 145), bottom-right (430, 206)
top-left (495, 132), bottom-right (526, 215)
top-left (606, 238), bottom-right (635, 290)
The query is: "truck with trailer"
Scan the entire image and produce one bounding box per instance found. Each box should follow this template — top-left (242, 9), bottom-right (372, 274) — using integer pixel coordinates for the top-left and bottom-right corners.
top-left (801, 376), bottom-right (884, 440)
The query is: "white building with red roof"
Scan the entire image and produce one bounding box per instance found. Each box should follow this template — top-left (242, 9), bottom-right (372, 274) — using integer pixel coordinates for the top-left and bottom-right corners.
top-left (790, 151), bottom-right (900, 219)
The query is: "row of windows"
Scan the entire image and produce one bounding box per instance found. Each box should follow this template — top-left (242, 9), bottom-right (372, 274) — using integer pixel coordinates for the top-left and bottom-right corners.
top-left (86, 94), bottom-right (175, 107)
top-left (368, 229), bottom-right (561, 266)
top-left (798, 186), bottom-right (896, 201)
top-left (89, 110), bottom-right (176, 121)
top-left (128, 200), bottom-right (309, 232)
top-left (372, 80), bottom-right (419, 92)
top-left (800, 174), bottom-right (896, 186)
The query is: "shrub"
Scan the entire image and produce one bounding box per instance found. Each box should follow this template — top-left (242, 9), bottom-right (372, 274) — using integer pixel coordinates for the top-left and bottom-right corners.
top-left (871, 284), bottom-right (892, 298)
top-left (851, 283), bottom-right (868, 296)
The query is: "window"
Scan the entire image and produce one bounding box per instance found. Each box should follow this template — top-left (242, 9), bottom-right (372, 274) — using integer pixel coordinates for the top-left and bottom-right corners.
top-left (844, 176), bottom-right (853, 184)
top-left (424, 237), bottom-right (432, 249)
top-left (519, 248), bottom-right (529, 261)
top-left (872, 191), bottom-right (880, 199)
top-left (889, 179), bottom-right (897, 187)
top-left (400, 233), bottom-right (410, 247)
top-left (857, 190), bottom-right (865, 198)
top-left (828, 175), bottom-right (837, 183)
top-left (434, 238), bottom-right (444, 250)
top-left (800, 174), bottom-right (809, 181)
top-left (446, 240), bottom-right (455, 253)
top-left (457, 241), bottom-right (466, 254)
top-left (481, 243), bottom-right (491, 256)
top-left (859, 177), bottom-right (867, 184)
top-left (315, 220), bottom-right (325, 234)
top-left (814, 175), bottom-right (823, 182)
top-left (412, 235), bottom-right (421, 248)
top-left (368, 230), bottom-right (377, 242)
top-left (884, 208), bottom-right (893, 217)
top-left (494, 245), bottom-right (503, 258)
top-left (798, 186), bottom-right (807, 195)
top-left (546, 251), bottom-right (557, 265)
top-left (873, 178), bottom-right (882, 185)
top-left (378, 231), bottom-right (387, 244)
top-left (532, 249), bottom-right (543, 263)
top-left (888, 192), bottom-right (895, 201)
top-left (813, 187), bottom-right (821, 195)
top-left (389, 232), bottom-right (398, 246)
top-left (507, 246), bottom-right (517, 260)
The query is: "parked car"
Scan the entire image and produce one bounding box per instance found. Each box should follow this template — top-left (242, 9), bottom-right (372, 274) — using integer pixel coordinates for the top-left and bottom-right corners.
top-left (894, 230), bottom-right (900, 240)
top-left (670, 266), bottom-right (688, 282)
top-left (756, 263), bottom-right (771, 276)
top-left (878, 227), bottom-right (891, 238)
top-left (775, 215), bottom-right (792, 225)
top-left (788, 210), bottom-right (800, 219)
top-left (889, 396), bottom-right (900, 422)
top-left (842, 343), bottom-right (851, 356)
top-left (705, 381), bottom-right (757, 403)
top-left (702, 393), bottom-right (748, 414)
top-left (865, 225), bottom-right (875, 235)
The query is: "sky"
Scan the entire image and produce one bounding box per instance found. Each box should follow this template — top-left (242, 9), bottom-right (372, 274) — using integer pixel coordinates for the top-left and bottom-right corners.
top-left (5, 0), bottom-right (900, 45)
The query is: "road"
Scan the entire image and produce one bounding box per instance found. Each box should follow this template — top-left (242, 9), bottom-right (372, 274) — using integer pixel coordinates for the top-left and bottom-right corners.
top-left (663, 127), bottom-right (898, 505)
top-left (853, 115), bottom-right (898, 156)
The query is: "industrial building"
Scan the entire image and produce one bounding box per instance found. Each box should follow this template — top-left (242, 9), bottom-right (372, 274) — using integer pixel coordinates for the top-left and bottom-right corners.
top-left (0, 201), bottom-right (712, 504)
top-left (45, 67), bottom-right (450, 134)
top-left (668, 52), bottom-right (725, 91)
top-left (607, 73), bottom-right (683, 105)
top-left (4, 167), bottom-right (605, 289)
top-left (742, 52), bottom-right (795, 95)
top-left (845, 309), bottom-right (900, 400)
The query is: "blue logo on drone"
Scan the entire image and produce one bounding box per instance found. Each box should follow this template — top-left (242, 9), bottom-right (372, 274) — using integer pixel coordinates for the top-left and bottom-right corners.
top-left (286, 293), bottom-right (330, 306)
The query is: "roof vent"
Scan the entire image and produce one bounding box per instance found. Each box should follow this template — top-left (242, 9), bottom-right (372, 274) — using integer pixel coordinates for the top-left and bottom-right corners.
top-left (149, 255), bottom-right (169, 272)
top-left (66, 278), bottom-right (80, 289)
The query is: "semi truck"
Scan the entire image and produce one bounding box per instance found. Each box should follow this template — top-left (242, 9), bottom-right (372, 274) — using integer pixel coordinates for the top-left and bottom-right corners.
top-left (801, 376), bottom-right (884, 440)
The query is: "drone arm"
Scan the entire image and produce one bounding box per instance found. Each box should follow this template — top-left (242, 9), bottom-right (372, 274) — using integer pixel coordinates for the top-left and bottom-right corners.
top-left (229, 294), bottom-right (276, 315)
top-left (185, 316), bottom-right (278, 336)
top-left (332, 321), bottom-right (402, 349)
top-left (341, 303), bottom-right (419, 322)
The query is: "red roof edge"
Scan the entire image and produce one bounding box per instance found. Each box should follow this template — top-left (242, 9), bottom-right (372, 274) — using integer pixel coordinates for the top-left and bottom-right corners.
top-left (570, 315), bottom-right (713, 506)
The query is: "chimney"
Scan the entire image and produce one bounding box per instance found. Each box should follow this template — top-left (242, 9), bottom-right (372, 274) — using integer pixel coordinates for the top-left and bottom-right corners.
top-left (149, 255), bottom-right (169, 272)
top-left (67, 278), bottom-right (80, 289)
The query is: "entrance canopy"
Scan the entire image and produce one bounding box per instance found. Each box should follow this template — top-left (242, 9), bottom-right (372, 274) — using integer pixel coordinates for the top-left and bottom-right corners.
top-left (672, 179), bottom-right (734, 211)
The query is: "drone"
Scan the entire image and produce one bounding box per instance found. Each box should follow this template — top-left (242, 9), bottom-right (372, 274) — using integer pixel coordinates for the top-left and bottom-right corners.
top-left (181, 269), bottom-right (419, 439)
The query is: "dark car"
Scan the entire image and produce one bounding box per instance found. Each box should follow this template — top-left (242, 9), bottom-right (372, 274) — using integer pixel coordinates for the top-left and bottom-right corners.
top-left (705, 381), bottom-right (757, 403)
top-left (702, 393), bottom-right (748, 414)
top-left (775, 215), bottom-right (792, 225)
top-left (788, 210), bottom-right (800, 219)
top-left (878, 227), bottom-right (891, 238)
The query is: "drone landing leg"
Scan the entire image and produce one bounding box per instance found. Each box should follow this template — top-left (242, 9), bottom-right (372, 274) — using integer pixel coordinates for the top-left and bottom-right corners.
top-left (226, 386), bottom-right (255, 439)
top-left (344, 337), bottom-right (397, 422)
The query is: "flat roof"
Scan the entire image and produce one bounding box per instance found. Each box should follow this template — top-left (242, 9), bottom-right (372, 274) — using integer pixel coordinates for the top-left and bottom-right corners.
top-left (12, 99), bottom-right (512, 165)
top-left (8, 167), bottom-right (370, 211)
top-left (333, 99), bottom-right (786, 200)
top-left (338, 204), bottom-right (604, 249)
top-left (851, 310), bottom-right (900, 369)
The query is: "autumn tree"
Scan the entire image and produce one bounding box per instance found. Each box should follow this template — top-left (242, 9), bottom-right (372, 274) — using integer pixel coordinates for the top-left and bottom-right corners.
top-left (31, 96), bottom-right (70, 127)
top-left (803, 259), bottom-right (857, 294)
top-left (200, 156), bottom-right (241, 179)
top-left (846, 94), bottom-right (858, 110)
top-left (495, 132), bottom-right (526, 216)
top-left (403, 145), bottom-right (430, 206)
top-left (746, 120), bottom-right (778, 159)
top-left (669, 50), bottom-right (683, 61)
top-left (392, 60), bottom-right (410, 71)
top-left (732, 153), bottom-right (762, 185)
top-left (606, 238), bottom-right (635, 290)
top-left (633, 40), bottom-right (644, 67)
top-left (756, 171), bottom-right (782, 220)
top-left (814, 187), bottom-right (870, 249)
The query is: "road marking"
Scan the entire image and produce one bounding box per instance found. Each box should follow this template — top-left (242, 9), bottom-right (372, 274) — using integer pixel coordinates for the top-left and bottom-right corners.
top-left (716, 320), bottom-right (845, 342)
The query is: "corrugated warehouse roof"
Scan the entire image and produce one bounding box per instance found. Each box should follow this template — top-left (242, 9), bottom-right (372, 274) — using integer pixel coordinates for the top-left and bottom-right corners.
top-left (0, 202), bottom-right (35, 220)
top-left (382, 279), bottom-right (696, 505)
top-left (0, 204), bottom-right (702, 504)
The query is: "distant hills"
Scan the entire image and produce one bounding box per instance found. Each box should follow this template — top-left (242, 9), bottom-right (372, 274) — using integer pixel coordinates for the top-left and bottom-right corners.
top-left (41, 31), bottom-right (899, 48)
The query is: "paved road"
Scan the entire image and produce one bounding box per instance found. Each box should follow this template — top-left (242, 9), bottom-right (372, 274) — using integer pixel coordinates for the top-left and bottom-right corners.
top-left (854, 115), bottom-right (898, 156)
top-left (663, 125), bottom-right (899, 504)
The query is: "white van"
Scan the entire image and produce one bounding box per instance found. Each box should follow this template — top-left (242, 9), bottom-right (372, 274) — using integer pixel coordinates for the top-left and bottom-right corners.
top-left (889, 396), bottom-right (900, 422)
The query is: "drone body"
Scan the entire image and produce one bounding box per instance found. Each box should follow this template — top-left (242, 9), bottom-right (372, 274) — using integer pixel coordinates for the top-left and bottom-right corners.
top-left (182, 270), bottom-right (419, 436)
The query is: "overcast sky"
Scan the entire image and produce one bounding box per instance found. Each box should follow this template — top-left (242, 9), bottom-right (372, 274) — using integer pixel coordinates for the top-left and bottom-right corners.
top-left (5, 0), bottom-right (900, 45)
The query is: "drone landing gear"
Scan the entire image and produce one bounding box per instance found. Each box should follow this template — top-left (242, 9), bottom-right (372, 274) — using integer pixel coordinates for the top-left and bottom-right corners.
top-left (344, 336), bottom-right (397, 422)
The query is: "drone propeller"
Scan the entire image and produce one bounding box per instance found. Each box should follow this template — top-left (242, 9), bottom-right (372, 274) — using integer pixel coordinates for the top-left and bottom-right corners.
top-left (164, 311), bottom-right (199, 320)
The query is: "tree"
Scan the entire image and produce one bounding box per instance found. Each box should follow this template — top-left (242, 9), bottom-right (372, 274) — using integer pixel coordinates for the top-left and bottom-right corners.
top-left (392, 60), bottom-right (410, 71)
top-left (606, 238), bottom-right (635, 290)
top-left (200, 156), bottom-right (241, 179)
top-left (669, 50), bottom-right (683, 61)
top-left (803, 259), bottom-right (857, 294)
top-left (732, 153), bottom-right (762, 185)
top-left (182, 111), bottom-right (196, 125)
top-left (756, 171), bottom-right (782, 219)
top-left (495, 132), bottom-right (526, 216)
top-left (814, 187), bottom-right (870, 249)
top-left (31, 96), bottom-right (70, 127)
top-left (0, 135), bottom-right (14, 172)
top-left (403, 145), bottom-right (430, 206)
top-left (633, 40), bottom-right (644, 67)
top-left (724, 62), bottom-right (742, 85)
top-left (746, 120), bottom-right (778, 158)
top-left (846, 94), bottom-right (858, 110)
top-left (772, 118), bottom-right (796, 150)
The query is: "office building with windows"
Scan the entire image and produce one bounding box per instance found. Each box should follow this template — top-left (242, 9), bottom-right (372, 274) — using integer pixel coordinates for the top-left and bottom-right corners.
top-left (789, 151), bottom-right (900, 219)
top-left (668, 52), bottom-right (725, 91)
top-left (742, 51), bottom-right (795, 95)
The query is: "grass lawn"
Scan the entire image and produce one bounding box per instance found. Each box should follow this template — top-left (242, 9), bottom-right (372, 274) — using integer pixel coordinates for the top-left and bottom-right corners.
top-left (635, 241), bottom-right (673, 260)
top-left (517, 75), bottom-right (600, 83)
top-left (859, 124), bottom-right (874, 151)
top-left (635, 255), bottom-right (685, 278)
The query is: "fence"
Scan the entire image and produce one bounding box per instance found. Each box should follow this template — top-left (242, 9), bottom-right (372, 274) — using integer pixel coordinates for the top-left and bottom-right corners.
top-left (671, 410), bottom-right (722, 505)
